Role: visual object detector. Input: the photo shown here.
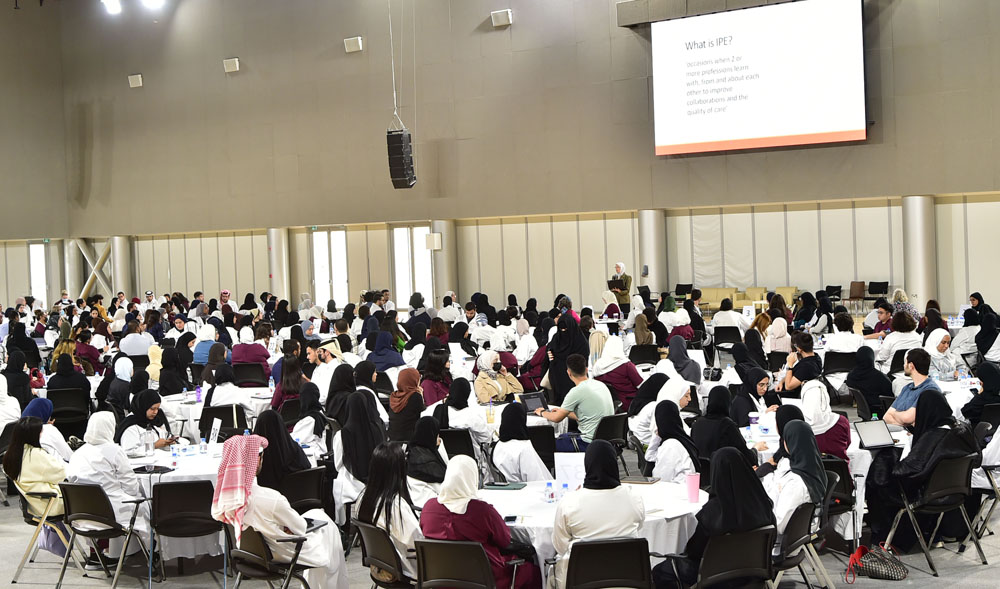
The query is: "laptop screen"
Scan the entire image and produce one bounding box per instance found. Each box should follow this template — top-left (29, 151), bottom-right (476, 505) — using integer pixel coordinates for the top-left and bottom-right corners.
top-left (518, 392), bottom-right (548, 413)
top-left (854, 420), bottom-right (895, 448)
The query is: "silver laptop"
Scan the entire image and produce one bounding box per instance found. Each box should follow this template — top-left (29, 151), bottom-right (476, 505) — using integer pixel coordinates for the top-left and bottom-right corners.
top-left (854, 420), bottom-right (897, 450)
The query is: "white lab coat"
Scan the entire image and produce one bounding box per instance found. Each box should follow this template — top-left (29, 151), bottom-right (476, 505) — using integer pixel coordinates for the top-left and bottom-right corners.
top-left (207, 383), bottom-right (254, 415)
top-left (119, 423), bottom-right (172, 457)
top-left (420, 404), bottom-right (492, 445)
top-left (761, 460), bottom-right (815, 534)
top-left (823, 332), bottom-right (864, 354)
top-left (119, 333), bottom-right (154, 357)
top-left (711, 310), bottom-right (751, 334)
top-left (291, 416), bottom-right (323, 449)
top-left (402, 344), bottom-right (424, 368)
top-left (436, 305), bottom-right (462, 324)
top-left (41, 423), bottom-right (73, 462)
top-left (310, 361), bottom-right (339, 404)
top-left (628, 400), bottom-right (691, 447)
top-left (406, 477), bottom-right (442, 510)
top-left (242, 483), bottom-right (348, 589)
top-left (550, 486), bottom-right (645, 589)
top-left (513, 334), bottom-right (539, 365)
top-left (973, 429), bottom-right (1000, 490)
top-left (875, 331), bottom-right (923, 372)
top-left (330, 431), bottom-right (366, 525)
top-left (645, 436), bottom-right (696, 484)
top-left (0, 382), bottom-right (22, 428)
top-left (951, 326), bottom-right (981, 357)
top-left (67, 442), bottom-right (150, 557)
top-left (447, 343), bottom-right (476, 381)
top-left (491, 439), bottom-right (550, 483)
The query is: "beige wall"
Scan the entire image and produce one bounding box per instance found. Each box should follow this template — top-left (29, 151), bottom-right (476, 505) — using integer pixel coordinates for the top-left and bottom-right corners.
top-left (39, 0), bottom-right (1000, 238)
top-left (0, 5), bottom-right (67, 239)
top-left (0, 242), bottom-right (32, 305)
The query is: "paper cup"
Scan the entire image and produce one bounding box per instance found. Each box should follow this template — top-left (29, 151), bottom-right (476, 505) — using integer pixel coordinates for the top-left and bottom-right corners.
top-left (748, 412), bottom-right (760, 425)
top-left (686, 473), bottom-right (701, 502)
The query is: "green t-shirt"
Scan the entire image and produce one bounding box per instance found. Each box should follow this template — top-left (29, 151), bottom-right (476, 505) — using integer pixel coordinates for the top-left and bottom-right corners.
top-left (561, 379), bottom-right (615, 442)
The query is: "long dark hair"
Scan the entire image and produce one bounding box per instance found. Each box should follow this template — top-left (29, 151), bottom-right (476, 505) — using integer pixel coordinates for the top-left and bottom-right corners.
top-left (2, 417), bottom-right (43, 481)
top-left (357, 442), bottom-right (414, 535)
top-left (421, 349), bottom-right (451, 383)
top-left (280, 354), bottom-right (304, 397)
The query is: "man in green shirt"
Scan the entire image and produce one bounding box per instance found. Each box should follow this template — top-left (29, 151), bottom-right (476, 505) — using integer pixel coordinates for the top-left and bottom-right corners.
top-left (611, 262), bottom-right (633, 315)
top-left (534, 354), bottom-right (615, 452)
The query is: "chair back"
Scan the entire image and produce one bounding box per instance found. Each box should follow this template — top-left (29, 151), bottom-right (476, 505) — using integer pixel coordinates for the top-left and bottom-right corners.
top-left (277, 467), bottom-right (325, 514)
top-left (353, 519), bottom-right (410, 583)
top-left (593, 413), bottom-right (628, 445)
top-left (230, 526), bottom-right (278, 579)
top-left (189, 363), bottom-right (206, 386)
top-left (714, 326), bottom-right (742, 347)
top-left (279, 398), bottom-right (301, 426)
top-left (868, 281), bottom-right (889, 295)
top-left (59, 482), bottom-right (123, 534)
top-left (233, 363), bottom-right (268, 387)
top-left (688, 330), bottom-right (704, 350)
top-left (439, 428), bottom-right (476, 459)
top-left (198, 404), bottom-right (250, 439)
top-left (527, 425), bottom-right (555, 471)
top-left (780, 503), bottom-right (816, 557)
top-left (374, 372), bottom-right (394, 394)
top-left (825, 285), bottom-right (842, 300)
top-left (878, 395), bottom-right (895, 416)
top-left (823, 352), bottom-right (856, 375)
top-left (628, 433), bottom-right (647, 475)
top-left (848, 281), bottom-right (866, 299)
top-left (819, 471), bottom-right (840, 529)
top-left (325, 417), bottom-right (342, 454)
top-left (152, 480), bottom-right (222, 538)
top-left (565, 537), bottom-right (651, 589)
top-left (921, 454), bottom-right (976, 505)
top-left (414, 539), bottom-right (496, 589)
top-left (888, 348), bottom-right (910, 377)
top-left (697, 526), bottom-right (776, 587)
top-left (628, 345), bottom-right (660, 366)
top-left (727, 384), bottom-right (741, 402)
top-left (767, 352), bottom-right (786, 372)
top-left (45, 388), bottom-right (91, 438)
top-left (674, 284), bottom-right (693, 298)
top-left (849, 387), bottom-right (873, 421)
top-left (974, 422), bottom-right (994, 449)
top-left (130, 354), bottom-right (150, 370)
top-left (979, 404), bottom-right (1000, 433)
top-left (821, 456), bottom-right (855, 515)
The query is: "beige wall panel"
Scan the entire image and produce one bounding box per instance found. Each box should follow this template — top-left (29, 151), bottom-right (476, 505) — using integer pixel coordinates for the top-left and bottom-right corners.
top-left (551, 216), bottom-right (581, 306)
top-left (500, 219), bottom-right (530, 303)
top-left (934, 201), bottom-right (967, 313)
top-left (346, 227), bottom-right (370, 295)
top-left (889, 203), bottom-right (905, 289)
top-left (966, 199), bottom-right (1000, 310)
top-left (476, 221), bottom-right (505, 302)
top-left (666, 212), bottom-right (692, 287)
top-left (200, 235), bottom-right (220, 299)
top-left (168, 236), bottom-right (187, 296)
top-left (183, 236), bottom-right (204, 295)
top-left (216, 234), bottom-right (238, 296)
top-left (4, 243), bottom-right (31, 304)
top-left (234, 233), bottom-right (256, 299)
top-left (251, 233), bottom-right (269, 296)
top-left (456, 222), bottom-right (480, 300)
top-left (691, 211), bottom-right (723, 287)
top-left (853, 202), bottom-right (891, 287)
top-left (604, 213), bottom-right (637, 289)
top-left (366, 226), bottom-right (392, 293)
top-left (525, 218), bottom-right (555, 307)
top-left (818, 204), bottom-right (855, 290)
top-left (151, 238), bottom-right (170, 296)
top-left (721, 209), bottom-right (753, 288)
top-left (135, 238), bottom-right (155, 295)
top-left (578, 215), bottom-right (608, 309)
top-left (785, 206), bottom-right (821, 291)
top-left (287, 229), bottom-right (312, 304)
top-left (752, 207), bottom-right (787, 289)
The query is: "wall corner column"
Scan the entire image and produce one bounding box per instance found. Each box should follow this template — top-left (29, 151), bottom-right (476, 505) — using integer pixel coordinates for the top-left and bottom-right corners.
top-left (901, 195), bottom-right (937, 310)
top-left (431, 220), bottom-right (457, 303)
top-left (109, 235), bottom-right (134, 297)
top-left (637, 209), bottom-right (668, 294)
top-left (267, 228), bottom-right (291, 301)
top-left (63, 239), bottom-right (84, 298)
top-left (44, 240), bottom-right (65, 307)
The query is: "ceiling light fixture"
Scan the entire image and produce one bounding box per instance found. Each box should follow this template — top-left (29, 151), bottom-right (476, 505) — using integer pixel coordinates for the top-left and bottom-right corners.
top-left (101, 0), bottom-right (122, 15)
top-left (141, 0), bottom-right (165, 9)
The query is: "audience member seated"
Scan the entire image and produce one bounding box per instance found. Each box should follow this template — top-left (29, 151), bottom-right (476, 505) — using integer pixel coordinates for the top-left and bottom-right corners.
top-left (201, 342), bottom-right (230, 386)
top-left (646, 401), bottom-right (700, 484)
top-left (114, 390), bottom-right (176, 456)
top-left (406, 417), bottom-right (448, 507)
top-left (419, 348), bottom-right (452, 406)
top-left (845, 347), bottom-right (893, 417)
top-left (793, 292), bottom-right (817, 330)
top-left (419, 455), bottom-right (542, 589)
top-left (270, 354), bottom-right (306, 410)
top-left (473, 351), bottom-right (523, 404)
top-left (692, 386), bottom-right (760, 466)
top-left (824, 313), bottom-right (864, 353)
top-left (764, 317), bottom-right (792, 354)
top-left (884, 349), bottom-right (940, 427)
top-left (388, 368), bottom-right (425, 442)
top-left (551, 440), bottom-right (645, 587)
top-left (232, 323), bottom-right (273, 381)
top-left (732, 367), bottom-right (780, 427)
top-left (3, 417), bottom-right (66, 517)
top-left (667, 308), bottom-right (695, 341)
top-left (758, 420), bottom-right (827, 539)
top-left (599, 290), bottom-right (621, 319)
top-left (534, 354), bottom-right (614, 452)
top-left (668, 335), bottom-right (703, 384)
top-left (331, 392), bottom-right (384, 523)
top-left (924, 328), bottom-right (961, 378)
top-left (22, 398), bottom-right (73, 462)
top-left (807, 297), bottom-right (834, 335)
top-left (428, 378), bottom-right (491, 447)
top-left (892, 288), bottom-right (922, 323)
top-left (290, 383), bottom-right (327, 448)
top-left (962, 362), bottom-right (1000, 427)
top-left (629, 375), bottom-right (692, 446)
top-left (951, 308), bottom-right (981, 358)
top-left (875, 311), bottom-right (922, 373)
top-left (46, 353), bottom-right (92, 398)
top-left (799, 380), bottom-right (850, 460)
top-left (203, 364), bottom-right (250, 414)
top-left (358, 443), bottom-right (424, 580)
top-left (492, 403), bottom-right (550, 483)
top-left (775, 332), bottom-right (822, 399)
top-left (592, 335), bottom-right (643, 410)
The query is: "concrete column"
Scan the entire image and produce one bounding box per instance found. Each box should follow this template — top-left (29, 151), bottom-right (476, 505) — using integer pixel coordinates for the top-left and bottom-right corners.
top-left (110, 235), bottom-right (134, 297)
top-left (44, 240), bottom-right (65, 307)
top-left (901, 195), bottom-right (937, 310)
top-left (267, 228), bottom-right (291, 301)
top-left (637, 209), bottom-right (668, 294)
top-left (63, 239), bottom-right (85, 298)
top-left (431, 219), bottom-right (458, 304)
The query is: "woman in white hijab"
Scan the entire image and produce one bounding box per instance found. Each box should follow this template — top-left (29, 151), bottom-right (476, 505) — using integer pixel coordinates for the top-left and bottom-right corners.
top-left (512, 318), bottom-right (538, 365)
top-left (924, 328), bottom-right (961, 378)
top-left (798, 379), bottom-right (850, 460)
top-left (591, 335), bottom-right (629, 378)
top-left (624, 295), bottom-right (645, 330)
top-left (629, 376), bottom-right (693, 445)
top-left (764, 317), bottom-right (792, 354)
top-left (600, 290), bottom-right (622, 319)
top-left (473, 351), bottom-right (523, 404)
top-left (109, 308), bottom-right (127, 334)
top-left (66, 412), bottom-right (151, 558)
top-left (0, 377), bottom-right (21, 428)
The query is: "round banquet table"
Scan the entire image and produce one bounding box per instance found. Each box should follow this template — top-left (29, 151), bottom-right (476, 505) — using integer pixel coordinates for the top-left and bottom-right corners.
top-left (158, 387), bottom-right (273, 443)
top-left (128, 442), bottom-right (321, 561)
top-left (479, 480), bottom-right (707, 587)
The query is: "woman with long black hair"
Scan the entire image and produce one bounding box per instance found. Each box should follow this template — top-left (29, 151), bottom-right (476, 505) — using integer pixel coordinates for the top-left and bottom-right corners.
top-left (358, 443), bottom-right (423, 581)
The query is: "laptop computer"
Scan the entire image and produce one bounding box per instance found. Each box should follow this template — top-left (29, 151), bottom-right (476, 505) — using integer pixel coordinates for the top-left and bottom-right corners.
top-left (517, 391), bottom-right (549, 413)
top-left (854, 420), bottom-right (898, 450)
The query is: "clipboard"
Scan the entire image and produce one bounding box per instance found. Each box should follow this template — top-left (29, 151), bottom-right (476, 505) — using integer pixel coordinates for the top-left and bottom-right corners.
top-left (607, 279), bottom-right (626, 291)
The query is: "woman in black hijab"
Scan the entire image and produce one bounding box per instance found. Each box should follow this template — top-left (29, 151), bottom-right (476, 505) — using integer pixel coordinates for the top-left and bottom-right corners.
top-left (341, 392), bottom-right (385, 483)
top-left (583, 439), bottom-right (620, 490)
top-left (404, 326), bottom-right (426, 351)
top-left (341, 303), bottom-right (356, 326)
top-left (652, 447), bottom-right (776, 588)
top-left (976, 312), bottom-right (999, 356)
top-left (653, 401), bottom-right (702, 478)
top-left (524, 298), bottom-right (538, 316)
top-left (691, 386), bottom-right (757, 466)
top-left (273, 300), bottom-right (290, 327)
top-left (478, 293), bottom-right (497, 326)
top-left (759, 404), bottom-right (805, 470)
top-left (448, 322), bottom-right (479, 357)
top-left (297, 382), bottom-right (327, 438)
top-left (844, 346), bottom-right (892, 414)
top-left (731, 366), bottom-right (779, 427)
top-left (240, 293), bottom-right (257, 312)
top-left (970, 292), bottom-right (995, 318)
top-left (962, 362), bottom-right (1000, 426)
top-left (743, 329), bottom-right (768, 370)
top-left (203, 363), bottom-right (236, 406)
top-left (288, 325), bottom-right (309, 365)
top-left (113, 389), bottom-right (171, 443)
top-left (794, 292), bottom-right (817, 329)
top-left (407, 416), bottom-right (447, 484)
top-left (417, 336), bottom-right (444, 373)
top-left (668, 335), bottom-right (702, 384)
top-left (46, 353), bottom-right (92, 398)
top-left (432, 378), bottom-right (472, 429)
top-left (546, 314), bottom-right (589, 403)
top-left (263, 299), bottom-right (276, 322)
top-left (156, 348), bottom-right (191, 396)
top-left (498, 401), bottom-right (530, 443)
top-left (201, 342), bottom-right (229, 386)
top-left (730, 343), bottom-right (759, 384)
top-left (7, 323), bottom-right (40, 367)
top-left (253, 409), bottom-right (311, 490)
top-left (207, 316), bottom-right (231, 348)
top-left (2, 351), bottom-right (33, 410)
top-left (325, 364), bottom-right (356, 424)
top-left (783, 420), bottom-right (828, 504)
top-left (627, 373), bottom-right (668, 418)
top-left (533, 316), bottom-right (555, 349)
top-left (175, 331), bottom-right (197, 376)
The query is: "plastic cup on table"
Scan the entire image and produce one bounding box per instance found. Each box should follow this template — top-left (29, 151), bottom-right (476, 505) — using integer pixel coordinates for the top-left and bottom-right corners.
top-left (686, 473), bottom-right (700, 503)
top-left (748, 412), bottom-right (759, 425)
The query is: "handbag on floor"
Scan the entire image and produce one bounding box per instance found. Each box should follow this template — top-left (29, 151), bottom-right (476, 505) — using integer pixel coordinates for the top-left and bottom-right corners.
top-left (845, 543), bottom-right (907, 582)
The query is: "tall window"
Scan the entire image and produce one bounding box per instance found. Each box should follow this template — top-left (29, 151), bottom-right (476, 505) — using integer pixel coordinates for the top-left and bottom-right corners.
top-left (29, 243), bottom-right (47, 308)
top-left (311, 229), bottom-right (349, 307)
top-left (392, 225), bottom-right (433, 314)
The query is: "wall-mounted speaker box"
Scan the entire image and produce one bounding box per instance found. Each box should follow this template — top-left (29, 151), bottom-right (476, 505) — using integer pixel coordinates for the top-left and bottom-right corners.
top-left (344, 36), bottom-right (364, 53)
top-left (387, 129), bottom-right (417, 189)
top-left (426, 232), bottom-right (443, 251)
top-left (127, 74), bottom-right (143, 88)
top-left (490, 8), bottom-right (512, 27)
top-left (223, 57), bottom-right (240, 73)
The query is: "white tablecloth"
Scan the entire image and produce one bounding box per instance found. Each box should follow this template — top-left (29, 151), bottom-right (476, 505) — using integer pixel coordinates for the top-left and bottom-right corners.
top-left (480, 480), bottom-right (706, 586)
top-left (159, 387), bottom-right (272, 443)
top-left (38, 375), bottom-right (104, 400)
top-left (483, 403), bottom-right (570, 438)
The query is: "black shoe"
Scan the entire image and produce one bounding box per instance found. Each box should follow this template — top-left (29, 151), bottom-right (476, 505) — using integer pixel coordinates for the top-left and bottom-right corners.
top-left (84, 553), bottom-right (118, 571)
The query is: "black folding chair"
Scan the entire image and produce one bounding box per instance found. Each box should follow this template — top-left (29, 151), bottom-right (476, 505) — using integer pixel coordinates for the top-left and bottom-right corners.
top-left (527, 425), bottom-right (555, 472)
top-left (47, 388), bottom-right (91, 439)
top-left (849, 386), bottom-right (873, 421)
top-left (713, 326), bottom-right (742, 349)
top-left (804, 471), bottom-right (839, 589)
top-left (823, 352), bottom-right (856, 375)
top-left (559, 537), bottom-right (651, 588)
top-left (592, 413), bottom-right (630, 475)
top-left (352, 519), bottom-right (416, 588)
top-left (884, 454), bottom-right (987, 576)
top-left (979, 403), bottom-right (1000, 433)
top-left (129, 354), bottom-right (150, 370)
top-left (439, 428), bottom-right (476, 459)
top-left (277, 467), bottom-right (326, 514)
top-left (655, 525), bottom-right (776, 589)
top-left (279, 398), bottom-right (301, 427)
top-left (628, 345), bottom-right (660, 366)
top-left (198, 403), bottom-right (250, 441)
top-left (879, 395), bottom-right (896, 416)
top-left (825, 285), bottom-right (842, 303)
top-left (864, 281), bottom-right (889, 308)
top-left (325, 416), bottom-right (342, 454)
top-left (628, 433), bottom-right (649, 476)
top-left (969, 423), bottom-right (1000, 543)
top-left (10, 487), bottom-right (83, 583)
top-left (189, 363), bottom-right (206, 386)
top-left (415, 539), bottom-right (523, 589)
top-left (770, 503), bottom-right (820, 587)
top-left (151, 480), bottom-right (231, 581)
top-left (55, 482), bottom-right (151, 589)
top-left (688, 330), bottom-right (704, 351)
top-left (823, 455), bottom-right (860, 552)
top-left (374, 372), bottom-right (394, 395)
top-left (888, 348), bottom-right (910, 378)
top-left (674, 284), bottom-right (693, 298)
top-left (230, 522), bottom-right (327, 589)
top-left (233, 363), bottom-right (268, 387)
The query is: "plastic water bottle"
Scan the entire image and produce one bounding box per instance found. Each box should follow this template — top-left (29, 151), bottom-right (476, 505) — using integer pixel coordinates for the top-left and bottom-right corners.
top-left (195, 386), bottom-right (202, 403)
top-left (243, 429), bottom-right (250, 436)
top-left (170, 445), bottom-right (179, 467)
top-left (871, 412), bottom-right (879, 421)
top-left (268, 376), bottom-right (275, 391)
top-left (726, 363), bottom-right (732, 373)
top-left (144, 426), bottom-right (155, 457)
top-left (559, 483), bottom-right (569, 500)
top-left (542, 482), bottom-right (555, 503)
top-left (199, 437), bottom-right (208, 454)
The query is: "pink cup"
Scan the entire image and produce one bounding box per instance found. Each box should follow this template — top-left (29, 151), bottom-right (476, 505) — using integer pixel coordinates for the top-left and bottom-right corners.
top-left (686, 473), bottom-right (700, 502)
